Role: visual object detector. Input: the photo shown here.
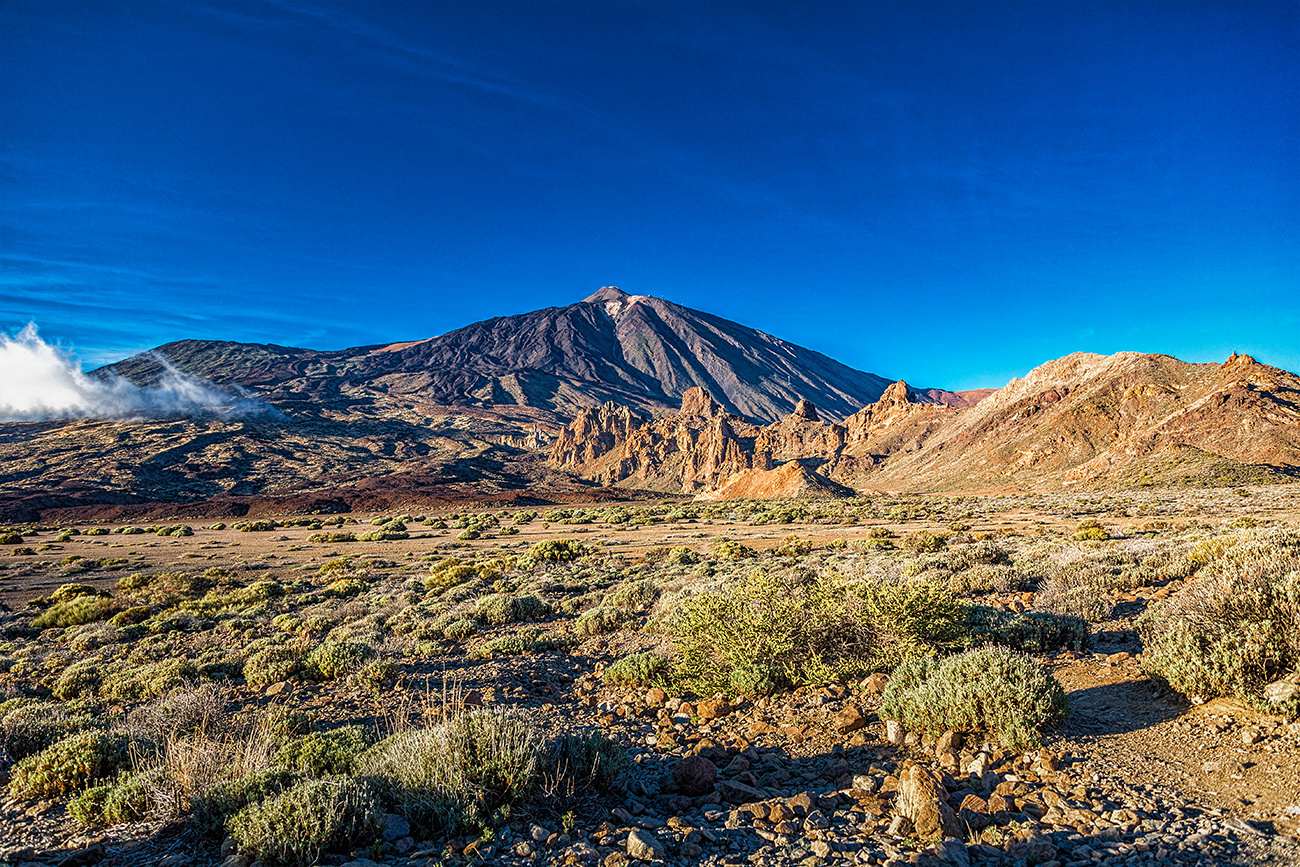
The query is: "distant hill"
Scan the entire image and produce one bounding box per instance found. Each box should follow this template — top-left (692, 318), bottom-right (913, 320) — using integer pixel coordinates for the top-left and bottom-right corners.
top-left (103, 286), bottom-right (916, 423)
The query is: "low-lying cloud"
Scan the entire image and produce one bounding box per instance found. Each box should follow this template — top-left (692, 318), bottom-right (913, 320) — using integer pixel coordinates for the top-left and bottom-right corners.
top-left (0, 324), bottom-right (269, 421)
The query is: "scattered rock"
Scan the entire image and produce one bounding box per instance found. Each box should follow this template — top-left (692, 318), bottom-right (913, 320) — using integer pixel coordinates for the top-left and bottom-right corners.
top-left (897, 762), bottom-right (963, 841)
top-left (833, 704), bottom-right (868, 734)
top-left (673, 756), bottom-right (717, 796)
top-left (626, 828), bottom-right (664, 862)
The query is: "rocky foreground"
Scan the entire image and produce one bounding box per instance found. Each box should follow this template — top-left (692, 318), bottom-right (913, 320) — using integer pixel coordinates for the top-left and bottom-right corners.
top-left (3, 645), bottom-right (1297, 867)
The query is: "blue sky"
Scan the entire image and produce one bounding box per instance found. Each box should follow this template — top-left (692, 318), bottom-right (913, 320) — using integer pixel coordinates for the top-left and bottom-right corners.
top-left (2, 0), bottom-right (1296, 390)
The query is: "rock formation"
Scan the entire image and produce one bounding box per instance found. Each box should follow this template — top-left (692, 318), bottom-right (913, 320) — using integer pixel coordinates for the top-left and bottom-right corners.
top-left (549, 352), bottom-right (1300, 496)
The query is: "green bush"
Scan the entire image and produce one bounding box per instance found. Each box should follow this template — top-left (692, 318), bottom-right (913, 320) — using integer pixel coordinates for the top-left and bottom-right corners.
top-left (244, 645), bottom-right (302, 687)
top-left (967, 607), bottom-right (1090, 652)
top-left (68, 769), bottom-right (155, 825)
top-left (229, 777), bottom-right (382, 867)
top-left (8, 729), bottom-right (129, 798)
top-left (0, 532), bottom-right (23, 545)
top-left (442, 618), bottom-right (476, 642)
top-left (474, 594), bottom-right (549, 625)
top-left (772, 536), bottom-right (813, 557)
top-left (323, 578), bottom-right (368, 598)
top-left (32, 595), bottom-right (121, 629)
top-left (0, 701), bottom-right (87, 759)
top-left (544, 731), bottom-right (627, 798)
top-left (1139, 530), bottom-right (1300, 703)
top-left (277, 726), bottom-right (377, 777)
top-left (191, 768), bottom-right (302, 838)
top-left (526, 539), bottom-right (588, 563)
top-left (307, 532), bottom-right (357, 543)
top-left (305, 640), bottom-right (375, 680)
top-left (607, 578), bottom-right (659, 613)
top-left (573, 607), bottom-right (624, 636)
top-left (668, 569), bottom-right (967, 697)
top-left (1073, 520), bottom-right (1110, 541)
top-left (712, 540), bottom-right (756, 560)
top-left (665, 546), bottom-right (700, 565)
top-left (357, 709), bottom-right (541, 837)
top-left (905, 531), bottom-right (947, 553)
top-left (880, 646), bottom-right (1068, 750)
top-left (603, 651), bottom-right (669, 689)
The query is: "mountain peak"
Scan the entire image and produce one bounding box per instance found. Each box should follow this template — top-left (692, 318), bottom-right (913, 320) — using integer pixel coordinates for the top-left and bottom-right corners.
top-left (583, 286), bottom-right (630, 304)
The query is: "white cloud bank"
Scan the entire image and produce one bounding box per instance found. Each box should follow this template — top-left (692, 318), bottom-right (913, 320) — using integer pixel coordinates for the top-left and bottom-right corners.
top-left (0, 324), bottom-right (268, 421)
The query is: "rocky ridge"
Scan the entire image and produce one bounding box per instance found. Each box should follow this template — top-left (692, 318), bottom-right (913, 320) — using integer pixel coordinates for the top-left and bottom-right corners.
top-left (550, 353), bottom-right (1300, 495)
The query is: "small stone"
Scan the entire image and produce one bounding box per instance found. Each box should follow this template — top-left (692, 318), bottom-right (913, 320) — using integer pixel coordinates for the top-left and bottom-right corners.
top-left (264, 680), bottom-right (292, 697)
top-left (936, 730), bottom-right (962, 755)
top-left (864, 672), bottom-right (890, 694)
top-left (530, 825), bottom-right (551, 842)
top-left (219, 858), bottom-right (249, 867)
top-left (810, 840), bottom-right (832, 858)
top-left (604, 853), bottom-right (630, 867)
top-left (646, 687), bottom-right (666, 705)
top-left (1242, 728), bottom-right (1263, 745)
top-left (885, 720), bottom-right (905, 745)
top-left (1264, 678), bottom-right (1300, 704)
top-left (626, 828), bottom-right (665, 862)
top-left (1106, 651), bottom-right (1131, 664)
top-left (834, 705), bottom-right (868, 734)
top-left (514, 841), bottom-right (534, 857)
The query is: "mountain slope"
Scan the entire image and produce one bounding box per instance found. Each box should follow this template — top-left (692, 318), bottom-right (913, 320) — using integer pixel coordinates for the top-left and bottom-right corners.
top-left (104, 287), bottom-right (904, 423)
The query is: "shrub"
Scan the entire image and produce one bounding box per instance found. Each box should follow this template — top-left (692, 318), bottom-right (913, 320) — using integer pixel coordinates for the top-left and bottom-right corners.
top-left (1139, 530), bottom-right (1300, 703)
top-left (573, 607), bottom-right (624, 636)
top-left (69, 769), bottom-right (155, 825)
top-left (905, 531), bottom-right (947, 553)
top-left (475, 594), bottom-right (549, 625)
top-left (0, 701), bottom-right (87, 759)
top-left (243, 645), bottom-right (302, 687)
top-left (228, 777), bottom-right (382, 867)
top-left (305, 641), bottom-right (375, 680)
top-left (967, 607), bottom-right (1090, 652)
top-left (442, 618), bottom-right (476, 642)
top-left (527, 539), bottom-right (588, 563)
top-left (8, 730), bottom-right (129, 798)
top-left (307, 532), bottom-right (356, 543)
top-left (191, 768), bottom-right (302, 838)
top-left (544, 731), bottom-right (628, 799)
top-left (668, 569), bottom-right (967, 697)
top-left (880, 646), bottom-right (1067, 750)
top-left (357, 709), bottom-right (541, 836)
top-left (607, 578), bottom-right (659, 612)
top-left (323, 578), bottom-right (368, 598)
top-left (0, 532), bottom-right (23, 545)
top-left (1034, 568), bottom-right (1115, 623)
top-left (712, 540), bottom-right (756, 560)
top-left (33, 595), bottom-right (120, 629)
top-left (233, 520), bottom-right (278, 532)
top-left (949, 564), bottom-right (1028, 595)
top-left (84, 527), bottom-right (109, 536)
top-left (277, 726), bottom-right (377, 777)
top-left (772, 536), bottom-right (813, 557)
top-left (665, 546), bottom-right (700, 565)
top-left (603, 651), bottom-right (669, 689)
top-left (1073, 520), bottom-right (1110, 541)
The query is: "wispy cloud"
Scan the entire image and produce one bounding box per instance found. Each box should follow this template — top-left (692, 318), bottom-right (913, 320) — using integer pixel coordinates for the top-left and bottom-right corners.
top-left (0, 323), bottom-right (270, 421)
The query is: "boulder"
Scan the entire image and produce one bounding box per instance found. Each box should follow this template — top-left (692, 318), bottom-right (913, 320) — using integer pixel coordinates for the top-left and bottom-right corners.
top-left (898, 762), bottom-right (963, 841)
top-left (672, 756), bottom-right (717, 796)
